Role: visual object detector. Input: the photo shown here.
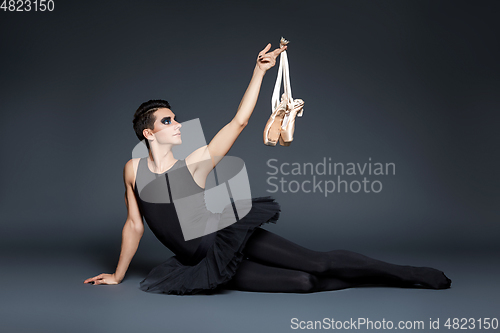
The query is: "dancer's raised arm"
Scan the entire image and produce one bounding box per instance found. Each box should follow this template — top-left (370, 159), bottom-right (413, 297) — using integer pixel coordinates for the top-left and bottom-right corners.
top-left (187, 43), bottom-right (286, 178)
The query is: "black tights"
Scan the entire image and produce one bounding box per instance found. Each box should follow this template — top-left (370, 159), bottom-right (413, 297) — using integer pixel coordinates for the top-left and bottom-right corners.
top-left (224, 229), bottom-right (451, 293)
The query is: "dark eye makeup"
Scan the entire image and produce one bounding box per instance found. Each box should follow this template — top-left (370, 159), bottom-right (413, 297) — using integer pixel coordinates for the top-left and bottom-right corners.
top-left (160, 116), bottom-right (178, 125)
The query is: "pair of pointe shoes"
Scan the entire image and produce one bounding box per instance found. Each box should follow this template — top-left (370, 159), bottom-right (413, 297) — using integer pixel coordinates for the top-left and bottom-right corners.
top-left (263, 93), bottom-right (304, 146)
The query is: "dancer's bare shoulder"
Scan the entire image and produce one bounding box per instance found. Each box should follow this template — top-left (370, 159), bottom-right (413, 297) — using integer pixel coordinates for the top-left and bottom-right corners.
top-left (123, 158), bottom-right (141, 191)
top-left (123, 158), bottom-right (144, 227)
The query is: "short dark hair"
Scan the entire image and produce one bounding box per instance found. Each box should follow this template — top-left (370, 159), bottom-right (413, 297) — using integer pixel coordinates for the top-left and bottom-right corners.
top-left (132, 99), bottom-right (171, 150)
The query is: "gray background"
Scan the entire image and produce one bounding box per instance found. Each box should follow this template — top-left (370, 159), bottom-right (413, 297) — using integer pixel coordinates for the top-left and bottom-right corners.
top-left (1, 1), bottom-right (498, 332)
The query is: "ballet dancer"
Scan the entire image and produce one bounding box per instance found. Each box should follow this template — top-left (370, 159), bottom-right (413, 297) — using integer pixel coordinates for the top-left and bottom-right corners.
top-left (84, 42), bottom-right (451, 294)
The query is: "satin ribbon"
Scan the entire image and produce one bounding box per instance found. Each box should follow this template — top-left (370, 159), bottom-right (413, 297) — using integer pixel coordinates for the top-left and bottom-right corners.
top-left (271, 47), bottom-right (302, 129)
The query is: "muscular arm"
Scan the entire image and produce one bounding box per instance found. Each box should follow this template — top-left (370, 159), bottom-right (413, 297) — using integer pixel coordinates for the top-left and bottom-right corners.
top-left (187, 65), bottom-right (265, 177)
top-left (114, 159), bottom-right (144, 281)
top-left (84, 159), bottom-right (144, 285)
top-left (187, 44), bottom-right (286, 183)
top-left (207, 64), bottom-right (266, 163)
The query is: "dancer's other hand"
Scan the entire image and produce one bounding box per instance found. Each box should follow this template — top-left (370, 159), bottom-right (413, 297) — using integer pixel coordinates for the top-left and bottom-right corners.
top-left (256, 43), bottom-right (287, 73)
top-left (84, 273), bottom-right (121, 285)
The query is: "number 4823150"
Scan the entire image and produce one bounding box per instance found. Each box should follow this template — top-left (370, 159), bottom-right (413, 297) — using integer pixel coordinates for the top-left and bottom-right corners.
top-left (1, 0), bottom-right (55, 11)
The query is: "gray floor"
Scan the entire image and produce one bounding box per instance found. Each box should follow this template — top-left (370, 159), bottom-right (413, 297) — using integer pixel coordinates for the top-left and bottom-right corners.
top-left (1, 248), bottom-right (499, 333)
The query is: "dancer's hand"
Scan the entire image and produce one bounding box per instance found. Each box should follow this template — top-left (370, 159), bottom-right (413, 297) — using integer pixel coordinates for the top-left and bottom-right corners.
top-left (256, 43), bottom-right (287, 73)
top-left (84, 273), bottom-right (121, 285)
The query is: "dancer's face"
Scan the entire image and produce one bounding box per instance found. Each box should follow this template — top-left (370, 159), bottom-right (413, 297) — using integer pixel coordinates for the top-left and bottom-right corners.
top-left (147, 108), bottom-right (182, 145)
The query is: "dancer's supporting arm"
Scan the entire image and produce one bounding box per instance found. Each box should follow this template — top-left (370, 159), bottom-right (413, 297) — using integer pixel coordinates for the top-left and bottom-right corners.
top-left (84, 159), bottom-right (144, 285)
top-left (187, 43), bottom-right (287, 181)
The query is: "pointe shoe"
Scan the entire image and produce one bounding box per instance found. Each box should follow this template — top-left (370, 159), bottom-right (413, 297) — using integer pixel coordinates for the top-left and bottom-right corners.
top-left (279, 98), bottom-right (304, 145)
top-left (278, 134), bottom-right (291, 146)
top-left (263, 94), bottom-right (288, 146)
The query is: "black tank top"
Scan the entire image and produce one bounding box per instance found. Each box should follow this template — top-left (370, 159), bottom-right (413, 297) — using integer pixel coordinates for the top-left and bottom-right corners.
top-left (133, 157), bottom-right (213, 265)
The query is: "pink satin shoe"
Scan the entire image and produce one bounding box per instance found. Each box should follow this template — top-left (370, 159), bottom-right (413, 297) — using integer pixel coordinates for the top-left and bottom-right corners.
top-left (279, 98), bottom-right (304, 146)
top-left (263, 93), bottom-right (288, 146)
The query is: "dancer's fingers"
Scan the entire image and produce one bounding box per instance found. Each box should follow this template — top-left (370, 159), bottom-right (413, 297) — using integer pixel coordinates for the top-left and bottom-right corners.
top-left (258, 57), bottom-right (272, 64)
top-left (258, 43), bottom-right (272, 57)
top-left (273, 45), bottom-right (287, 56)
top-left (84, 273), bottom-right (102, 283)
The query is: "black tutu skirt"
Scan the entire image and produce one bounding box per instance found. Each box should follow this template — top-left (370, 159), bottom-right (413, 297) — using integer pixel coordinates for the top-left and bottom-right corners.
top-left (139, 196), bottom-right (281, 295)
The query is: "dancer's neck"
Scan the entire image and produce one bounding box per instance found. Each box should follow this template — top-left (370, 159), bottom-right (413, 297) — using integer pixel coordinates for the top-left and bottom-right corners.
top-left (148, 149), bottom-right (177, 174)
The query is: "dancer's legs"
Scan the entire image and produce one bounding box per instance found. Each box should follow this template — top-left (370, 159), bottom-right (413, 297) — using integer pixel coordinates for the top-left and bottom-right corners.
top-left (225, 259), bottom-right (361, 293)
top-left (242, 228), bottom-right (451, 289)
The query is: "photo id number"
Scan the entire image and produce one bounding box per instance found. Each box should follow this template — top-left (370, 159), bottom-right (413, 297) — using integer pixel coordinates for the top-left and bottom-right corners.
top-left (1, 0), bottom-right (55, 11)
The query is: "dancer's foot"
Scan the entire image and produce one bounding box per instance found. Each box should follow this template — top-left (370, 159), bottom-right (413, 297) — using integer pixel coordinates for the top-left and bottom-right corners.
top-left (409, 267), bottom-right (452, 289)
